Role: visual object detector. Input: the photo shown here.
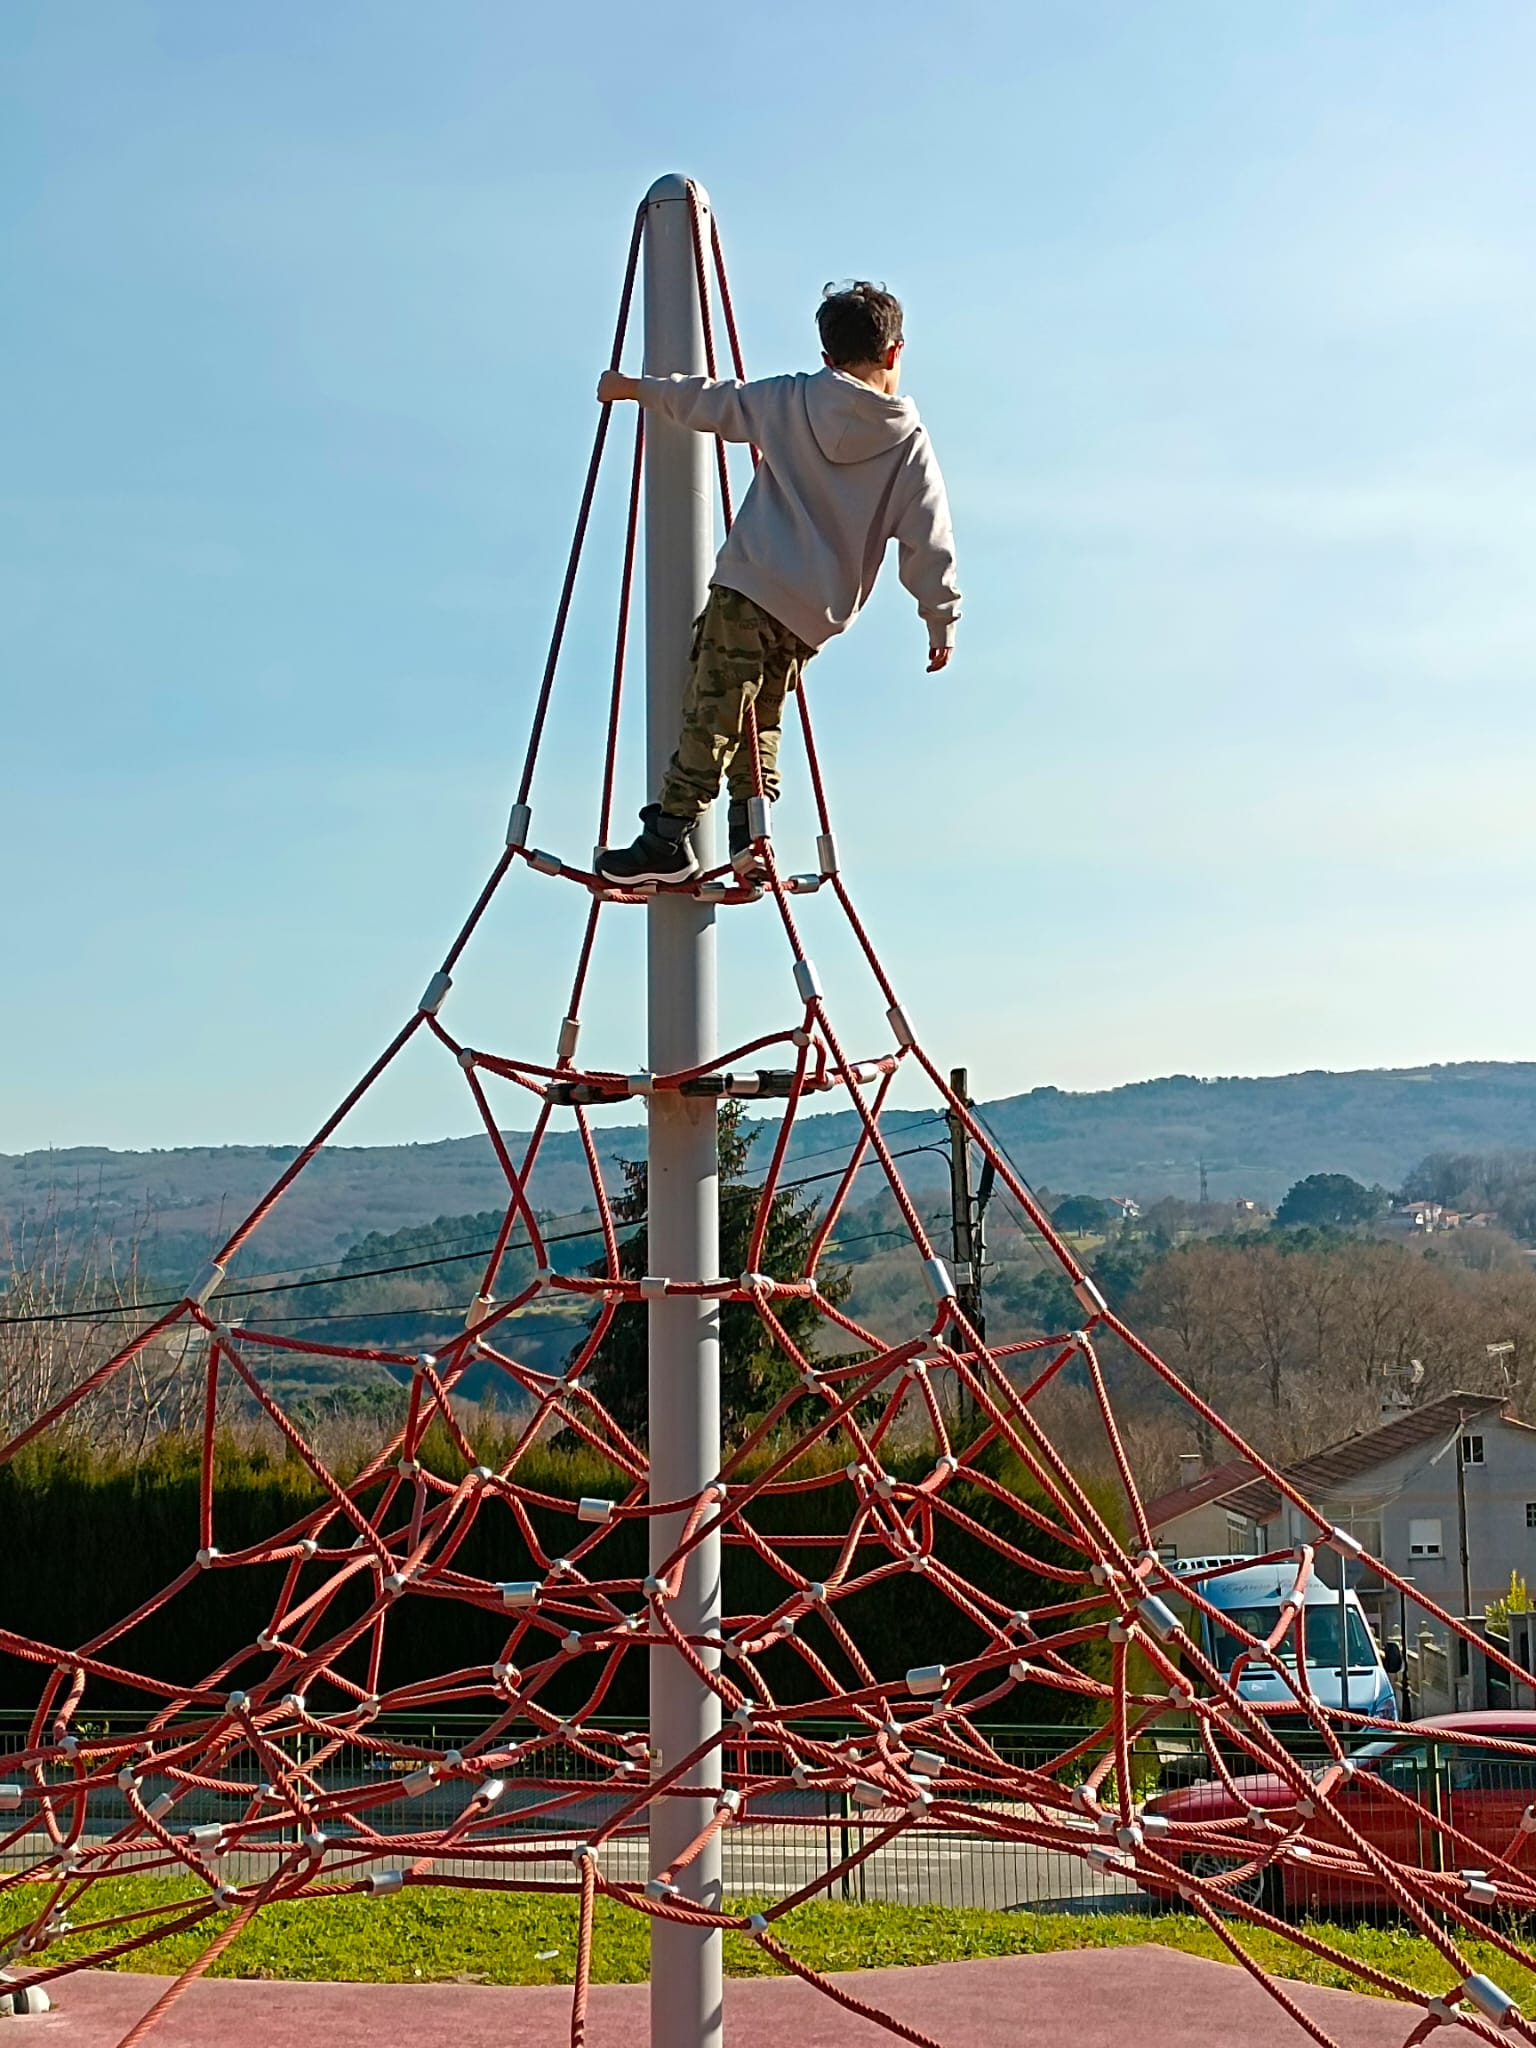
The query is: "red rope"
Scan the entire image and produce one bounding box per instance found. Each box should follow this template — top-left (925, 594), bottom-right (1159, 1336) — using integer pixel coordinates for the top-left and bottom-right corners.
top-left (597, 410), bottom-right (645, 846)
top-left (571, 1849), bottom-right (597, 2047)
top-left (514, 201), bottom-right (645, 811)
top-left (687, 187), bottom-right (734, 529)
top-left (11, 183), bottom-right (1536, 2048)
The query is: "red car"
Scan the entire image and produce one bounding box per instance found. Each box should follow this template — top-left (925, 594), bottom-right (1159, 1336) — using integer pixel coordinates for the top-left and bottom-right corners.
top-left (1137, 1711), bottom-right (1536, 1917)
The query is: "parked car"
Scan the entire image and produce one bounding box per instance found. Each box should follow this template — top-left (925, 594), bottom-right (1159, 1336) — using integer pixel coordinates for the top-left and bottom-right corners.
top-left (1137, 1710), bottom-right (1536, 1916)
top-left (1166, 1556), bottom-right (1400, 1723)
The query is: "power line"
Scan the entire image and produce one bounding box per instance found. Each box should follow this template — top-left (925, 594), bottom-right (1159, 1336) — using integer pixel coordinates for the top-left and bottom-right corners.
top-left (239, 1303), bottom-right (589, 1328)
top-left (823, 1210), bottom-right (950, 1256)
top-left (0, 1138), bottom-right (951, 1330)
top-left (247, 1209), bottom-right (956, 1329)
top-left (4, 1113), bottom-right (950, 1298)
top-left (966, 1106), bottom-right (1072, 1279)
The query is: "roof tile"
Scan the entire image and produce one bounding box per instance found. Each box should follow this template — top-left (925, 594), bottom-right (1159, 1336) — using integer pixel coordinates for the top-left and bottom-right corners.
top-left (1223, 1392), bottom-right (1513, 1525)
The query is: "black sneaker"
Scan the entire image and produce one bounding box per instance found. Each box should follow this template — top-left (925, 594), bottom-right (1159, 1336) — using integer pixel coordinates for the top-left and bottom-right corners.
top-left (596, 805), bottom-right (700, 886)
top-left (728, 799), bottom-right (769, 883)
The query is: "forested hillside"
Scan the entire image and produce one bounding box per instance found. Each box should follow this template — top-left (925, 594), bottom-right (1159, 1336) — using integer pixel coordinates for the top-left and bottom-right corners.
top-left (9, 1061), bottom-right (1536, 1280)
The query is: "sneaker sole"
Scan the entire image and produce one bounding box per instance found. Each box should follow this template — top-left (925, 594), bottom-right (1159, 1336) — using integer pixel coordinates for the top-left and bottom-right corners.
top-left (595, 863), bottom-right (701, 887)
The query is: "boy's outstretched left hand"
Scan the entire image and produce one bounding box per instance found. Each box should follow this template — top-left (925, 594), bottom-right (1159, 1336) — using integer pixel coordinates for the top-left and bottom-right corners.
top-left (597, 370), bottom-right (640, 404)
top-left (927, 646), bottom-right (951, 673)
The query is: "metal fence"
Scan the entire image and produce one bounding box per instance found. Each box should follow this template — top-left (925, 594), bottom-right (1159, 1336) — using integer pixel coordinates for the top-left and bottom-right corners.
top-left (4, 1711), bottom-right (1526, 1920)
top-left (0, 1713), bottom-right (1144, 1911)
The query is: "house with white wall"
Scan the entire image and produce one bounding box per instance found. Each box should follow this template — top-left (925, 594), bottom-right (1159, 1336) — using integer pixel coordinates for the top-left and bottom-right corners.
top-left (1148, 1392), bottom-right (1536, 1711)
top-left (1224, 1393), bottom-right (1535, 1616)
top-left (1145, 1455), bottom-right (1264, 1562)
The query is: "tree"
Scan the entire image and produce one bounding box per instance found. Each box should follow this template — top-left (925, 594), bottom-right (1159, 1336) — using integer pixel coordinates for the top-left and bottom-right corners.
top-left (1274, 1173), bottom-right (1382, 1230)
top-left (1121, 1226), bottom-right (1536, 1469)
top-left (985, 1235), bottom-right (1154, 1339)
top-left (572, 1102), bottom-right (850, 1446)
top-left (1050, 1194), bottom-right (1112, 1235)
top-left (1404, 1149), bottom-right (1536, 1242)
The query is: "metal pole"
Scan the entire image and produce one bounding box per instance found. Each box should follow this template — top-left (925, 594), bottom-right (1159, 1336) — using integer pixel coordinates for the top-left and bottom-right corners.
top-left (946, 1066), bottom-right (981, 1338)
top-left (642, 172), bottom-right (723, 2048)
top-left (1453, 1408), bottom-right (1476, 1712)
top-left (946, 1070), bottom-right (975, 1317)
top-left (1455, 1409), bottom-right (1473, 1621)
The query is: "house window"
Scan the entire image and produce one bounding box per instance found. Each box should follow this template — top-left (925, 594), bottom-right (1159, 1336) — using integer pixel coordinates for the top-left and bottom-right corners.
top-left (1462, 1434), bottom-right (1485, 1466)
top-left (1409, 1518), bottom-right (1444, 1558)
top-left (1340, 1515), bottom-right (1382, 1559)
top-left (1225, 1513), bottom-right (1249, 1551)
top-left (1526, 1503), bottom-right (1536, 1529)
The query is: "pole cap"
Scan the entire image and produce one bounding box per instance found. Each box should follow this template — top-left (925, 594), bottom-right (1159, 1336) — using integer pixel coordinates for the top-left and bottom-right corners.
top-left (645, 172), bottom-right (709, 210)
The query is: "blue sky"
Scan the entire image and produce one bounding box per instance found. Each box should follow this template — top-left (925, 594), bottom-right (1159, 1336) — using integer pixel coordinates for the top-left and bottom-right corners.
top-left (6, 1), bottom-right (1536, 1152)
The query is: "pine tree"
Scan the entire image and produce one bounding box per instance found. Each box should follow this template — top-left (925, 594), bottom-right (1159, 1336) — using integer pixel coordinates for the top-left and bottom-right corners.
top-left (572, 1101), bottom-right (850, 1446)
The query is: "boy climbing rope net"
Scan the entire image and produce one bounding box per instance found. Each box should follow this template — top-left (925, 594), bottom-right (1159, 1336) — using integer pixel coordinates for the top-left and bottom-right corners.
top-left (595, 280), bottom-right (961, 886)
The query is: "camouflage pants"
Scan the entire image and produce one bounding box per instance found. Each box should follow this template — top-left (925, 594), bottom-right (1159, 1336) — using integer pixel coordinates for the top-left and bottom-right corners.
top-left (657, 584), bottom-right (817, 818)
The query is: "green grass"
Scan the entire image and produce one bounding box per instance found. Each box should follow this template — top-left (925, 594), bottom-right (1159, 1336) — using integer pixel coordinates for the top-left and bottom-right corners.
top-left (4, 1878), bottom-right (1533, 2008)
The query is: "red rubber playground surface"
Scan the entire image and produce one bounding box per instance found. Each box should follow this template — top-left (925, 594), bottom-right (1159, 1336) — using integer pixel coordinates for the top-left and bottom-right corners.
top-left (35, 1951), bottom-right (1490, 2046)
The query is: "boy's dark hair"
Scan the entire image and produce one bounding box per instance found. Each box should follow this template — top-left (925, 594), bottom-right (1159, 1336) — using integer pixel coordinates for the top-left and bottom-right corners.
top-left (816, 281), bottom-right (904, 367)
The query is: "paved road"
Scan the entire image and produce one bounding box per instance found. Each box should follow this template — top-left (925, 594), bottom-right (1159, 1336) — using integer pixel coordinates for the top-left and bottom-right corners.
top-left (5, 1810), bottom-right (1138, 1914)
top-left (427, 1825), bottom-right (1134, 1912)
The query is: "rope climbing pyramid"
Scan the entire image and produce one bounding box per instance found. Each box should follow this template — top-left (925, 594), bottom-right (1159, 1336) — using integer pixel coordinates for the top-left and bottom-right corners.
top-left (7, 176), bottom-right (1536, 2047)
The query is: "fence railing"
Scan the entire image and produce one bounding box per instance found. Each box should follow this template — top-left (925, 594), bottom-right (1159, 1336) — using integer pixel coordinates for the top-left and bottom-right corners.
top-left (2, 1711), bottom-right (1523, 1919)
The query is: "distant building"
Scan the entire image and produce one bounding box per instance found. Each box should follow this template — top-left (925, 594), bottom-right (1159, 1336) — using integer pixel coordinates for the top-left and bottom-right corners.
top-left (1106, 1196), bottom-right (1140, 1221)
top-left (1149, 1394), bottom-right (1536, 1712)
top-left (1390, 1200), bottom-right (1463, 1233)
top-left (1145, 1455), bottom-right (1265, 1562)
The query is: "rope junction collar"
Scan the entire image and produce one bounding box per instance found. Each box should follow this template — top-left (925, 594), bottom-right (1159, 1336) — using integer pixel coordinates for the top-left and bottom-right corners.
top-left (4, 184), bottom-right (1535, 2048)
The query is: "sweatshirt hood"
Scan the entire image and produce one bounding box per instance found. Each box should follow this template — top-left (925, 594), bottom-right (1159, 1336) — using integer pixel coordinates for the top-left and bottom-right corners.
top-left (804, 368), bottom-right (920, 464)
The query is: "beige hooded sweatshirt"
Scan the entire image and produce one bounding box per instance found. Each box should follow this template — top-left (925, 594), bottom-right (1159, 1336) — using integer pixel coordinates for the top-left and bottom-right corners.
top-left (634, 368), bottom-right (961, 651)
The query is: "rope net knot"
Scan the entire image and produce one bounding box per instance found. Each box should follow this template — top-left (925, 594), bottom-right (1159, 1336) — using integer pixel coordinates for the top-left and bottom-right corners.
top-left (6, 185), bottom-right (1535, 2048)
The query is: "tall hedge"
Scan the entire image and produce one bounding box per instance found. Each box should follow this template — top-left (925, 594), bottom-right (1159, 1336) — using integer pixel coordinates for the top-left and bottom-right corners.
top-left (0, 1434), bottom-right (1115, 1724)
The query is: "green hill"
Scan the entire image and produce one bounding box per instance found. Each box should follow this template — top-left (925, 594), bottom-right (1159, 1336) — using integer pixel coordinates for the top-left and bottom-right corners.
top-left (9, 1060), bottom-right (1536, 1282)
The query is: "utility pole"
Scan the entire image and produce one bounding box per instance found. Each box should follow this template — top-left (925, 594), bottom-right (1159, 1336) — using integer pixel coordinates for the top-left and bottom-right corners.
top-left (1455, 1407), bottom-right (1473, 1621)
top-left (947, 1068), bottom-right (983, 1348)
top-left (642, 173), bottom-right (723, 2048)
